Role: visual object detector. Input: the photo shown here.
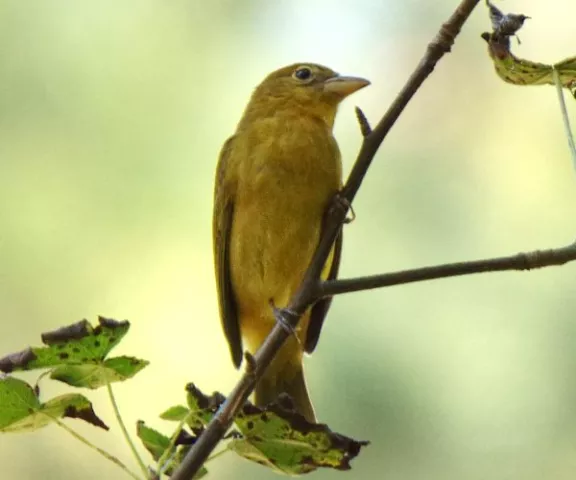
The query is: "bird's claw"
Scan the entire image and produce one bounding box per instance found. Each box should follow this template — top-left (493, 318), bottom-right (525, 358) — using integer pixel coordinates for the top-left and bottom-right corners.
top-left (344, 203), bottom-right (356, 224)
top-left (274, 307), bottom-right (298, 337)
top-left (269, 299), bottom-right (299, 339)
top-left (330, 193), bottom-right (355, 224)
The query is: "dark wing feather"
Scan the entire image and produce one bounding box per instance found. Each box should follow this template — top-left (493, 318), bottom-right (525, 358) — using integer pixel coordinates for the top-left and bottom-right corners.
top-left (304, 229), bottom-right (343, 353)
top-left (213, 137), bottom-right (242, 368)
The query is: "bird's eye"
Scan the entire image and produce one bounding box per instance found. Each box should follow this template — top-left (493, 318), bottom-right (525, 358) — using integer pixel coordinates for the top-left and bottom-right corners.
top-left (293, 67), bottom-right (313, 82)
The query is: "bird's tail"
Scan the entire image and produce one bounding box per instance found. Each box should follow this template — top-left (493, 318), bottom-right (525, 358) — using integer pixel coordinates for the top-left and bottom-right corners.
top-left (254, 360), bottom-right (316, 423)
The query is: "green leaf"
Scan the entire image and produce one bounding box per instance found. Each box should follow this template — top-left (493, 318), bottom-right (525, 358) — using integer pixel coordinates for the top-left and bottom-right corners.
top-left (481, 3), bottom-right (576, 93)
top-left (50, 356), bottom-right (148, 389)
top-left (136, 420), bottom-right (207, 478)
top-left (0, 376), bottom-right (108, 432)
top-left (159, 384), bottom-right (224, 429)
top-left (0, 377), bottom-right (40, 431)
top-left (160, 405), bottom-right (190, 422)
top-left (481, 2), bottom-right (576, 169)
top-left (229, 400), bottom-right (369, 475)
top-left (483, 35), bottom-right (576, 91)
top-left (0, 317), bottom-right (148, 389)
top-left (137, 420), bottom-right (172, 460)
top-left (157, 385), bottom-right (369, 475)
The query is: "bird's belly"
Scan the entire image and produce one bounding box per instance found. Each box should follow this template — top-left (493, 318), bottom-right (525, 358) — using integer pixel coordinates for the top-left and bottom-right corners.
top-left (230, 191), bottom-right (324, 319)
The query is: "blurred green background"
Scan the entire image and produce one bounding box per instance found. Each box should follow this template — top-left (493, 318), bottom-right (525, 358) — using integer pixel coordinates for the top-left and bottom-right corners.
top-left (1, 0), bottom-right (576, 478)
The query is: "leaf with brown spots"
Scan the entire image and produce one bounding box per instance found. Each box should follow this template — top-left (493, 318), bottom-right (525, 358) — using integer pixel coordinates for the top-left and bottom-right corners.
top-left (228, 396), bottom-right (369, 475)
top-left (50, 356), bottom-right (148, 389)
top-left (0, 317), bottom-right (148, 389)
top-left (159, 383), bottom-right (226, 430)
top-left (158, 384), bottom-right (368, 475)
top-left (185, 383), bottom-right (226, 428)
top-left (0, 376), bottom-right (108, 432)
top-left (481, 3), bottom-right (576, 94)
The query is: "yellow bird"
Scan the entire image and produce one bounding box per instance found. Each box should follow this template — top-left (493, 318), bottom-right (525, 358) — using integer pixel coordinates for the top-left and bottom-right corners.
top-left (213, 63), bottom-right (369, 422)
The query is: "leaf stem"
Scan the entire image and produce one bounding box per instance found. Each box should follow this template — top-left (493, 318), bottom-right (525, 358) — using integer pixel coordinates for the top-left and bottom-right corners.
top-left (206, 447), bottom-right (230, 463)
top-left (106, 383), bottom-right (149, 478)
top-left (157, 418), bottom-right (187, 475)
top-left (52, 416), bottom-right (142, 480)
top-left (552, 68), bottom-right (576, 171)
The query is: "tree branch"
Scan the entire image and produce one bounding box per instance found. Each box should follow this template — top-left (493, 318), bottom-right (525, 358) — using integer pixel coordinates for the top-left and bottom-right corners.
top-left (318, 241), bottom-right (576, 298)
top-left (171, 1), bottom-right (482, 478)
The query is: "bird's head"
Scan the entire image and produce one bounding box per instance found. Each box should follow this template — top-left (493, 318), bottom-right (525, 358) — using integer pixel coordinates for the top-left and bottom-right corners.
top-left (240, 63), bottom-right (370, 128)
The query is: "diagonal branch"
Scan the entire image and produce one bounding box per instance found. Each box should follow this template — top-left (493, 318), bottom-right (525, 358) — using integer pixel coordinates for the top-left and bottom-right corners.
top-left (318, 241), bottom-right (576, 298)
top-left (171, 1), bottom-right (482, 478)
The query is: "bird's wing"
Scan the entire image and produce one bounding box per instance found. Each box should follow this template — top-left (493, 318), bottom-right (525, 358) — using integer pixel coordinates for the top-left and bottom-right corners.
top-left (213, 136), bottom-right (243, 368)
top-left (304, 228), bottom-right (343, 353)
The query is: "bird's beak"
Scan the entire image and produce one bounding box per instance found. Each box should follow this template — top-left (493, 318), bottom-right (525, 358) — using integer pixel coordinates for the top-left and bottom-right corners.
top-left (323, 75), bottom-right (370, 97)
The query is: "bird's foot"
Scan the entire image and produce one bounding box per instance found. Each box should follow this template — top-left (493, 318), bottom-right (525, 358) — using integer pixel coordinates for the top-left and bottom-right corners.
top-left (269, 299), bottom-right (300, 341)
top-left (330, 193), bottom-right (355, 224)
top-left (273, 307), bottom-right (298, 336)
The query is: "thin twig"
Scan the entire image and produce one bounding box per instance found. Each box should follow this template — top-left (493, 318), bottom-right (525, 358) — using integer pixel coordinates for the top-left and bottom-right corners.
top-left (170, 1), bottom-right (482, 479)
top-left (106, 383), bottom-right (149, 478)
top-left (355, 106), bottom-right (372, 137)
top-left (318, 241), bottom-right (576, 297)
